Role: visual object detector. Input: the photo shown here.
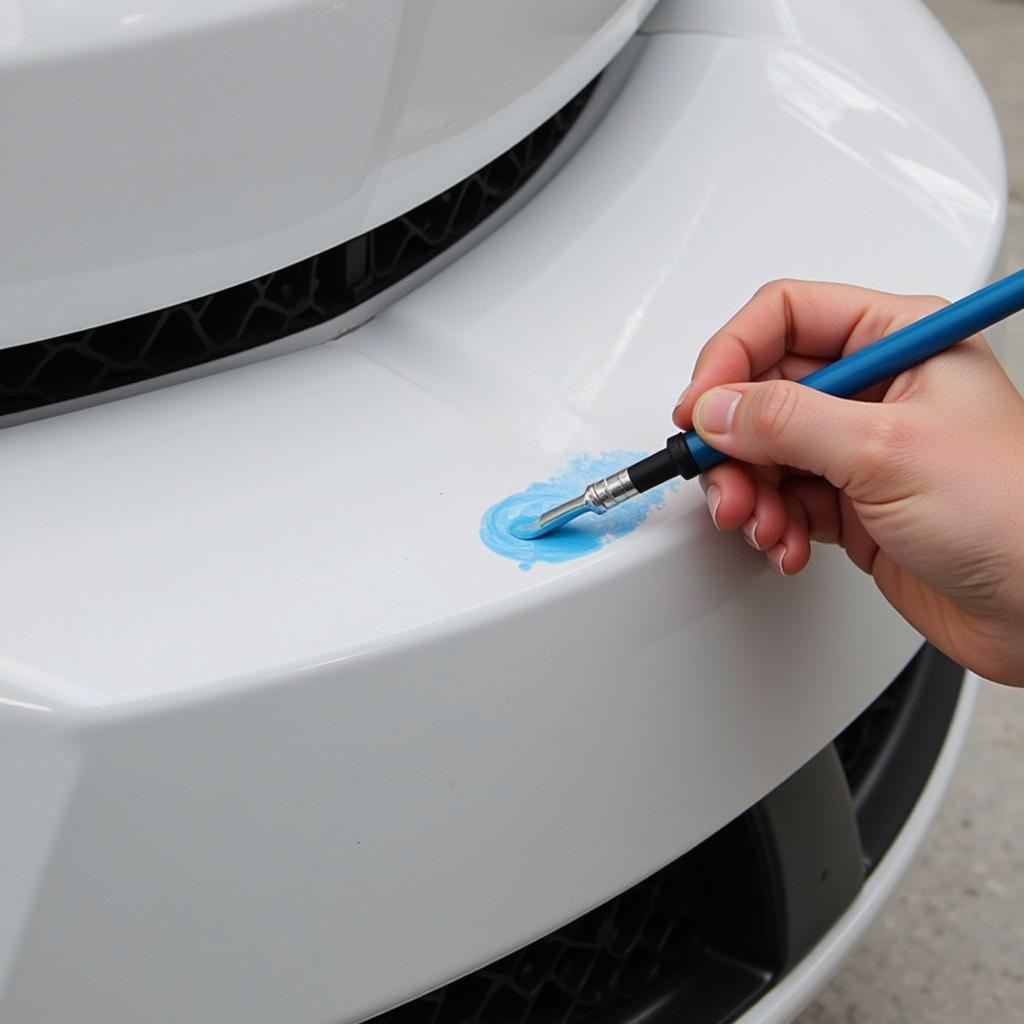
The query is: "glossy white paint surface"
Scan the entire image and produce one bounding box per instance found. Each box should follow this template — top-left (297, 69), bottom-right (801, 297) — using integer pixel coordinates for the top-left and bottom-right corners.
top-left (0, 2), bottom-right (1005, 1022)
top-left (0, 0), bottom-right (655, 346)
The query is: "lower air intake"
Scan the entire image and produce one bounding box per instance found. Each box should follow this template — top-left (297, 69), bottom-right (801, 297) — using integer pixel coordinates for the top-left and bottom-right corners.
top-left (357, 644), bottom-right (963, 1024)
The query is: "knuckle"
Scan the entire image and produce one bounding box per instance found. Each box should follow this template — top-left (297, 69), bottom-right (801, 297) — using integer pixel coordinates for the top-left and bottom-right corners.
top-left (748, 382), bottom-right (801, 443)
top-left (887, 295), bottom-right (950, 334)
top-left (753, 278), bottom-right (794, 305)
top-left (853, 412), bottom-right (912, 480)
top-left (888, 294), bottom-right (950, 333)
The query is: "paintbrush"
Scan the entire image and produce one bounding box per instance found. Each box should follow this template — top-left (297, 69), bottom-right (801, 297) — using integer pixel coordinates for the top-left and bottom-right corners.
top-left (513, 269), bottom-right (1024, 540)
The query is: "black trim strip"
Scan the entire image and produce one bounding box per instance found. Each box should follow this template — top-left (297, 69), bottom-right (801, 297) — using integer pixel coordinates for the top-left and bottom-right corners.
top-left (838, 644), bottom-right (964, 872)
top-left (749, 745), bottom-right (864, 970)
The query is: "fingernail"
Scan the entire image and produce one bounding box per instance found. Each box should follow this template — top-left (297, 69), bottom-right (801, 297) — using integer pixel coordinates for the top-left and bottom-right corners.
top-left (672, 384), bottom-right (690, 411)
top-left (694, 388), bottom-right (741, 435)
top-left (705, 484), bottom-right (721, 529)
top-left (741, 517), bottom-right (760, 550)
top-left (766, 542), bottom-right (788, 575)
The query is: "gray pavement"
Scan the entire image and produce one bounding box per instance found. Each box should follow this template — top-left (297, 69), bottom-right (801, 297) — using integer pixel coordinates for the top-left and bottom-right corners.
top-left (797, 4), bottom-right (1024, 1021)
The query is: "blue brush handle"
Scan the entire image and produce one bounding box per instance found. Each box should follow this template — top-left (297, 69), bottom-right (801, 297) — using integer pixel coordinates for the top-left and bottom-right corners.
top-left (684, 269), bottom-right (1024, 473)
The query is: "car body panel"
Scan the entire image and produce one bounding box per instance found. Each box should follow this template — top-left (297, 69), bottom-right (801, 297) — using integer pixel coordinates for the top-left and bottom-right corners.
top-left (0, 2), bottom-right (1005, 1022)
top-left (0, 0), bottom-right (656, 345)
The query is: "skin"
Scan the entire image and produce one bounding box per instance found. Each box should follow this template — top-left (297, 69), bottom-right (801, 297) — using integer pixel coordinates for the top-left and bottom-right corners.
top-left (672, 279), bottom-right (1024, 687)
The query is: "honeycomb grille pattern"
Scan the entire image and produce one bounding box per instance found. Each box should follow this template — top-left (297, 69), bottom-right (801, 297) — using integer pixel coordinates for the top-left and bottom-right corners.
top-left (0, 80), bottom-right (597, 417)
top-left (369, 865), bottom-right (701, 1024)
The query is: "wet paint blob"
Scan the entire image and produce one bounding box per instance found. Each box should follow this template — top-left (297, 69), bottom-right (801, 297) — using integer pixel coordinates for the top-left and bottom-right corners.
top-left (480, 451), bottom-right (675, 571)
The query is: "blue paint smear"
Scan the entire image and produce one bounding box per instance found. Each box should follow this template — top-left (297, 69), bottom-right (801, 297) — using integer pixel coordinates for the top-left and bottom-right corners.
top-left (480, 451), bottom-right (675, 571)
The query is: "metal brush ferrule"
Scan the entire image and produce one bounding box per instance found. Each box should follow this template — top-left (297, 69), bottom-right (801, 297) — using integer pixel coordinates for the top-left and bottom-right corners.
top-left (583, 469), bottom-right (639, 514)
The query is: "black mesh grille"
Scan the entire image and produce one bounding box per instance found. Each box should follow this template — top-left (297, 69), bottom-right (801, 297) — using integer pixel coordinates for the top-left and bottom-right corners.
top-left (356, 647), bottom-right (963, 1024)
top-left (0, 80), bottom-right (597, 417)
top-left (376, 870), bottom-right (702, 1024)
top-left (360, 804), bottom-right (784, 1024)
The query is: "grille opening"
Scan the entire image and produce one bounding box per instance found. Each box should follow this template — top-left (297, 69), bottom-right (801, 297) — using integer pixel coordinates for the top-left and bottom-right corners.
top-left (361, 646), bottom-right (965, 1024)
top-left (833, 662), bottom-right (918, 794)
top-left (365, 815), bottom-right (780, 1024)
top-left (834, 643), bottom-right (964, 872)
top-left (0, 78), bottom-right (598, 417)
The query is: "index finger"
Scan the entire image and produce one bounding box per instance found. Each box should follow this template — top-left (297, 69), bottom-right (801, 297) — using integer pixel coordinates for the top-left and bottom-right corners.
top-left (672, 279), bottom-right (946, 429)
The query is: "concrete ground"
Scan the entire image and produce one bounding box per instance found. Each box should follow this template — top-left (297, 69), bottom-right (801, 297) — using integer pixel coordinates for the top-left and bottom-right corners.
top-left (797, 4), bottom-right (1024, 1021)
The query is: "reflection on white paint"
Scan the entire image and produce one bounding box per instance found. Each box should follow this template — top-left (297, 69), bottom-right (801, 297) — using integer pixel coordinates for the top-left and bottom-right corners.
top-left (768, 0), bottom-right (804, 45)
top-left (887, 153), bottom-right (996, 218)
top-left (119, 11), bottom-right (159, 27)
top-left (0, 695), bottom-right (52, 714)
top-left (570, 213), bottom-right (699, 411)
top-left (770, 50), bottom-right (900, 133)
top-left (886, 153), bottom-right (998, 246)
top-left (768, 48), bottom-right (996, 249)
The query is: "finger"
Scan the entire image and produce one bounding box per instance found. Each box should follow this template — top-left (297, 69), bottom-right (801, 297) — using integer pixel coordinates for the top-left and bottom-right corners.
top-left (745, 462), bottom-right (785, 488)
top-left (691, 379), bottom-right (904, 497)
top-left (738, 479), bottom-right (787, 552)
top-left (884, 331), bottom-right (999, 407)
top-left (778, 478), bottom-right (842, 544)
top-left (838, 491), bottom-right (880, 572)
top-left (767, 489), bottom-right (811, 575)
top-left (673, 281), bottom-right (947, 428)
top-left (779, 478), bottom-right (880, 574)
top-left (757, 354), bottom-right (830, 382)
top-left (698, 463), bottom-right (755, 531)
top-left (757, 355), bottom-right (892, 404)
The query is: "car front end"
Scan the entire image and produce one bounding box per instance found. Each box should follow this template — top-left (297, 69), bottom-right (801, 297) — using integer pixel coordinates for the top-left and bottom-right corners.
top-left (0, 1), bottom-right (1007, 1022)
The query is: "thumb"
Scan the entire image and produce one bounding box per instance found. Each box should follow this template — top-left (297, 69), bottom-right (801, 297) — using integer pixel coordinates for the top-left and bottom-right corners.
top-left (692, 380), bottom-right (893, 490)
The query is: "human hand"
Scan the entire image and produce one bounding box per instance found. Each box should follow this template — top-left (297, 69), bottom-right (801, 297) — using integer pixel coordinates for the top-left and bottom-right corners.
top-left (672, 279), bottom-right (1024, 686)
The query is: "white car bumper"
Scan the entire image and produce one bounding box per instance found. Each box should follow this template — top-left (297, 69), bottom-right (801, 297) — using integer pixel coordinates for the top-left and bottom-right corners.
top-left (0, 2), bottom-right (1005, 1022)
